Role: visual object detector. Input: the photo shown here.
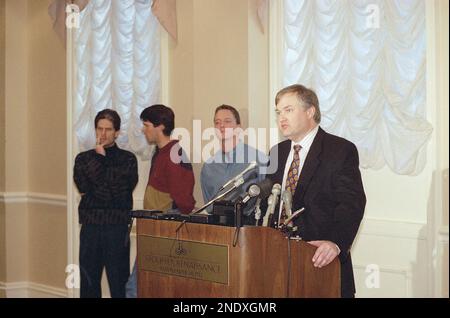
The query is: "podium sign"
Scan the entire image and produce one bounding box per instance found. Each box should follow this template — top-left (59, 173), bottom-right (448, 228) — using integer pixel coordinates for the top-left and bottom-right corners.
top-left (138, 235), bottom-right (229, 284)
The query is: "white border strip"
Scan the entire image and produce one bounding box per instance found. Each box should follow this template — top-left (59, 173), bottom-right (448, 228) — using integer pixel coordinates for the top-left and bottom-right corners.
top-left (160, 24), bottom-right (169, 105)
top-left (0, 281), bottom-right (68, 298)
top-left (28, 193), bottom-right (67, 206)
top-left (0, 192), bottom-right (28, 203)
top-left (66, 3), bottom-right (76, 299)
top-left (0, 192), bottom-right (66, 206)
top-left (268, 0), bottom-right (284, 132)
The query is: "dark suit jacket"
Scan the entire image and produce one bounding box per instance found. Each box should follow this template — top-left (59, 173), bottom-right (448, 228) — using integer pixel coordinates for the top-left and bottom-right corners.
top-left (266, 127), bottom-right (366, 297)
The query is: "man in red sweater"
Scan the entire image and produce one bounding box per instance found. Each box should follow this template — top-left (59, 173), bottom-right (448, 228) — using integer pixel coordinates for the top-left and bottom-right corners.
top-left (126, 104), bottom-right (195, 297)
top-left (140, 104), bottom-right (196, 214)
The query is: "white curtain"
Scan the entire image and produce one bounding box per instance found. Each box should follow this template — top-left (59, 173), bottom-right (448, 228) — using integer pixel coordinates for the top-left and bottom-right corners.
top-left (73, 0), bottom-right (160, 159)
top-left (283, 0), bottom-right (432, 175)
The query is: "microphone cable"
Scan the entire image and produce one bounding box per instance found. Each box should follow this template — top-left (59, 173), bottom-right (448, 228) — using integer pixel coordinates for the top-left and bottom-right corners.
top-left (286, 236), bottom-right (292, 297)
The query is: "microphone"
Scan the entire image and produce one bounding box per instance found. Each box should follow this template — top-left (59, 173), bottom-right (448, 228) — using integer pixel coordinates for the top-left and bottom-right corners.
top-left (242, 178), bottom-right (272, 205)
top-left (242, 183), bottom-right (261, 204)
top-left (262, 183), bottom-right (281, 227)
top-left (218, 161), bottom-right (257, 192)
top-left (281, 191), bottom-right (293, 218)
top-left (253, 178), bottom-right (273, 224)
top-left (268, 184), bottom-right (282, 213)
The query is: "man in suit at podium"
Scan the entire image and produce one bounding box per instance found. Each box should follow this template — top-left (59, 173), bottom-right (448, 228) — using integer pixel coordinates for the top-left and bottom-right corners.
top-left (125, 104), bottom-right (196, 297)
top-left (266, 84), bottom-right (366, 298)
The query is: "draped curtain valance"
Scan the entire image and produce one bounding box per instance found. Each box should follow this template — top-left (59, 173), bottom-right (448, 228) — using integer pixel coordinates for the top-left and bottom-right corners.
top-left (48, 0), bottom-right (269, 44)
top-left (283, 0), bottom-right (432, 175)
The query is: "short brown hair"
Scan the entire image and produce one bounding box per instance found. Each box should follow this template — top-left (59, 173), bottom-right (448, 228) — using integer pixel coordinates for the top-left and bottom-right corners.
top-left (214, 104), bottom-right (241, 125)
top-left (275, 84), bottom-right (321, 124)
top-left (95, 109), bottom-right (121, 131)
top-left (140, 104), bottom-right (175, 136)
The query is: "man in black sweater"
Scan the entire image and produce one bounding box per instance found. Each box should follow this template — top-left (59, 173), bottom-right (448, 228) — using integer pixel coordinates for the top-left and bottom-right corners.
top-left (73, 109), bottom-right (138, 298)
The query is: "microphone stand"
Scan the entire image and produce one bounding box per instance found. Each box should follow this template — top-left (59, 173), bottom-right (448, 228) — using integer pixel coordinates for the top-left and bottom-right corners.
top-left (232, 197), bottom-right (244, 247)
top-left (278, 207), bottom-right (305, 234)
top-left (189, 177), bottom-right (245, 215)
top-left (234, 198), bottom-right (243, 229)
top-left (217, 162), bottom-right (256, 193)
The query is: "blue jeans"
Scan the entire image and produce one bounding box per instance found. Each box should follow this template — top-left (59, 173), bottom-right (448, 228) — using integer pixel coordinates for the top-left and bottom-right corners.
top-left (125, 260), bottom-right (137, 298)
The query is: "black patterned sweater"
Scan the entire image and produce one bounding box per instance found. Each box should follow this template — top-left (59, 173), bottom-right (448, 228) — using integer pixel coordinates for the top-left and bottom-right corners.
top-left (73, 144), bottom-right (138, 224)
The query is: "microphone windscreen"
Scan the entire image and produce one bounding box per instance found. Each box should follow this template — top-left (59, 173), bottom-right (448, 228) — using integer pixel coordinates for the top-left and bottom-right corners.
top-left (248, 184), bottom-right (261, 197)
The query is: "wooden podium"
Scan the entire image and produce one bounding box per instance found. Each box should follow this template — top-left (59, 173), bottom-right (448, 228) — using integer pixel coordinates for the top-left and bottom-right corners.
top-left (136, 219), bottom-right (340, 298)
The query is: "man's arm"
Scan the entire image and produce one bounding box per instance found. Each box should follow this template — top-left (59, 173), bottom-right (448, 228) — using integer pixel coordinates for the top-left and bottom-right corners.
top-left (128, 155), bottom-right (139, 191)
top-left (330, 142), bottom-right (366, 262)
top-left (74, 152), bottom-right (121, 201)
top-left (168, 161), bottom-right (196, 214)
top-left (307, 142), bottom-right (365, 267)
top-left (73, 153), bottom-right (90, 195)
top-left (307, 240), bottom-right (341, 268)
